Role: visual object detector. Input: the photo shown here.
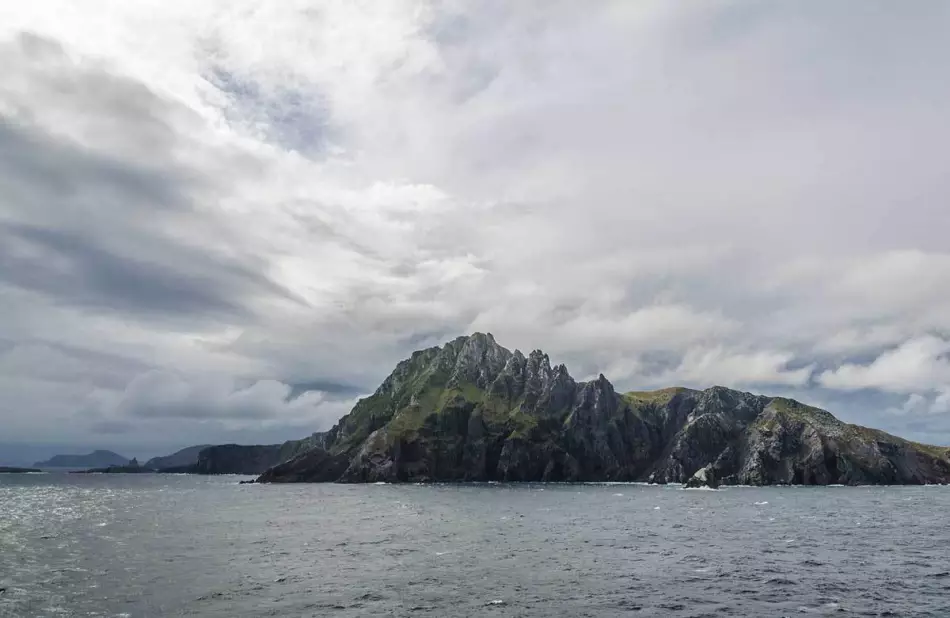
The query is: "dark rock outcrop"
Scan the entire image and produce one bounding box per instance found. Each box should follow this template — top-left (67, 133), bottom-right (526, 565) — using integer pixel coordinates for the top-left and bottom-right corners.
top-left (256, 447), bottom-right (351, 483)
top-left (256, 333), bottom-right (950, 486)
top-left (0, 466), bottom-right (41, 473)
top-left (188, 435), bottom-right (325, 475)
top-left (684, 465), bottom-right (719, 489)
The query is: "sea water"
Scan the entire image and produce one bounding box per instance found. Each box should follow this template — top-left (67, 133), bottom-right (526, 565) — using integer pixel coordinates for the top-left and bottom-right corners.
top-left (1, 474), bottom-right (948, 617)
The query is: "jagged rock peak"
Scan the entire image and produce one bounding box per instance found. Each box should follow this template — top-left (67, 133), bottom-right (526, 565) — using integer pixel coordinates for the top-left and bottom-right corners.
top-left (446, 332), bottom-right (513, 388)
top-left (409, 333), bottom-right (577, 393)
top-left (371, 333), bottom-right (511, 396)
top-left (562, 373), bottom-right (620, 435)
top-left (527, 348), bottom-right (551, 363)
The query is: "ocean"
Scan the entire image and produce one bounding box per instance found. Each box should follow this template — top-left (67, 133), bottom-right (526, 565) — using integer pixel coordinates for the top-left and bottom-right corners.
top-left (1, 474), bottom-right (948, 617)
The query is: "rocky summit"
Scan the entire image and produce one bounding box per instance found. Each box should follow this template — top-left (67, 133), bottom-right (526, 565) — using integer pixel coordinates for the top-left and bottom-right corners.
top-left (257, 333), bottom-right (950, 486)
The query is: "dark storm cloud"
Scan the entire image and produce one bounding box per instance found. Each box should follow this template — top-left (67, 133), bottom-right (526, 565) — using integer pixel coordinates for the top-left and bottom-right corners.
top-left (0, 37), bottom-right (306, 323)
top-left (0, 115), bottom-right (187, 214)
top-left (0, 222), bottom-right (261, 318)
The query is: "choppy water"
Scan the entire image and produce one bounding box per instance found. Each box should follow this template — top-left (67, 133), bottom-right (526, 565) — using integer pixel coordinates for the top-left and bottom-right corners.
top-left (1, 475), bottom-right (949, 617)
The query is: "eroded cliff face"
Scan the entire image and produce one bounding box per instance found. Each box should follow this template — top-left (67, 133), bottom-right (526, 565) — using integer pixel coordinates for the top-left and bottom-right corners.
top-left (256, 334), bottom-right (950, 486)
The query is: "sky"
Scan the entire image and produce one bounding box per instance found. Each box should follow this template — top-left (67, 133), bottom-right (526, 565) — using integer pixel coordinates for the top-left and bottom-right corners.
top-left (1, 1), bottom-right (950, 461)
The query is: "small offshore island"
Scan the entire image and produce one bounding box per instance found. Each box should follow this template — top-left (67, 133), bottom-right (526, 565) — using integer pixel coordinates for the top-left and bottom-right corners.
top-left (0, 466), bottom-right (41, 473)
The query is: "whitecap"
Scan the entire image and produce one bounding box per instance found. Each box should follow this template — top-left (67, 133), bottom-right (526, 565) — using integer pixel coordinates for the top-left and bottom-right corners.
top-left (754, 501), bottom-right (769, 505)
top-left (613, 493), bottom-right (624, 497)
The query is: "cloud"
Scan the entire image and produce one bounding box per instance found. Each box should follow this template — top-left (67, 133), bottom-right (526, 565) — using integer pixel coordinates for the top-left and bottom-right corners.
top-left (653, 347), bottom-right (815, 389)
top-left (81, 370), bottom-right (358, 431)
top-left (0, 341), bottom-right (147, 388)
top-left (1, 2), bottom-right (950, 449)
top-left (0, 220), bottom-right (282, 320)
top-left (0, 34), bottom-right (304, 326)
top-left (818, 337), bottom-right (950, 394)
top-left (888, 390), bottom-right (950, 418)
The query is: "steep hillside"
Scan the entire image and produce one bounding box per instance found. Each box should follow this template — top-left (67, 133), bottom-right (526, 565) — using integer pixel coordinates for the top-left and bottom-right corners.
top-left (258, 334), bottom-right (950, 486)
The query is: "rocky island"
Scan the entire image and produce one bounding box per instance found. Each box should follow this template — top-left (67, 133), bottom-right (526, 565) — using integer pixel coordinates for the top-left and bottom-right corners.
top-left (253, 333), bottom-right (950, 486)
top-left (34, 450), bottom-right (129, 469)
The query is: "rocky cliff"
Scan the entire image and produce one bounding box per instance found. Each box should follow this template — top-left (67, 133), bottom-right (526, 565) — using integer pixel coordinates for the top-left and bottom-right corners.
top-left (189, 436), bottom-right (324, 475)
top-left (257, 333), bottom-right (950, 486)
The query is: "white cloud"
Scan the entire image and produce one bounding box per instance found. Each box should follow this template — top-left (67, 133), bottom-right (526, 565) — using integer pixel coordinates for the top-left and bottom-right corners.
top-left (888, 389), bottom-right (950, 417)
top-left (81, 369), bottom-right (356, 430)
top-left (819, 336), bottom-right (950, 394)
top-left (654, 346), bottom-right (814, 389)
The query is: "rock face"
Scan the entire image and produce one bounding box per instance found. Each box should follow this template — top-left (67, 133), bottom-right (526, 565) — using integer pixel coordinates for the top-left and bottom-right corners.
top-left (685, 465), bottom-right (719, 489)
top-left (189, 436), bottom-right (324, 475)
top-left (256, 448), bottom-right (351, 483)
top-left (256, 333), bottom-right (950, 486)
